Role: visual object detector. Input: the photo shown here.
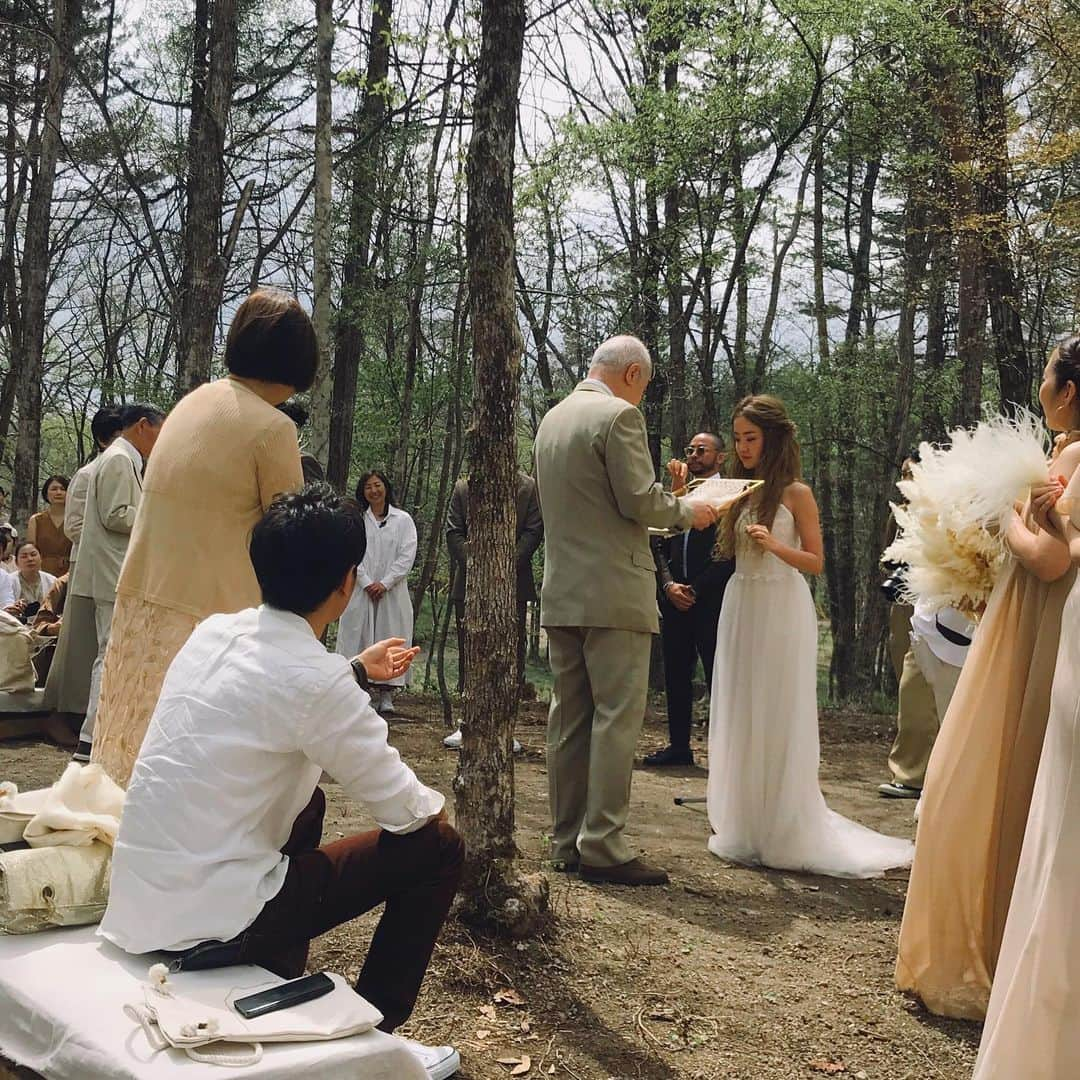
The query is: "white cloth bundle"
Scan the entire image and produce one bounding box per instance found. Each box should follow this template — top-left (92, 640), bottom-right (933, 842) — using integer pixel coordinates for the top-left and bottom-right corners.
top-left (125, 965), bottom-right (383, 1067)
top-left (0, 762), bottom-right (125, 848)
top-left (884, 410), bottom-right (1051, 615)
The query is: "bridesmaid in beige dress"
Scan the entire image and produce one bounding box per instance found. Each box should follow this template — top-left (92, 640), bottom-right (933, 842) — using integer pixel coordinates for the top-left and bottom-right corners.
top-left (90, 289), bottom-right (314, 785)
top-left (974, 334), bottom-right (1080, 1078)
top-left (895, 341), bottom-right (1080, 1020)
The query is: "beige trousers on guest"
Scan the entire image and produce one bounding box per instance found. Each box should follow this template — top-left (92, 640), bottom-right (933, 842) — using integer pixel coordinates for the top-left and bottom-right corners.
top-left (888, 603), bottom-right (914, 681)
top-left (889, 636), bottom-right (963, 789)
top-left (546, 626), bottom-right (650, 867)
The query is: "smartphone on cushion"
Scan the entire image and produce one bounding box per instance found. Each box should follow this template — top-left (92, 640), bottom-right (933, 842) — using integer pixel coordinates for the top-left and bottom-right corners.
top-left (233, 972), bottom-right (335, 1019)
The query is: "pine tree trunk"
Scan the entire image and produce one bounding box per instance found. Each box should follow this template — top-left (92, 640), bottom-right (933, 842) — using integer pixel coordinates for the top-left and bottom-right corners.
top-left (455, 0), bottom-right (548, 936)
top-left (327, 0), bottom-right (391, 490)
top-left (12, 0), bottom-right (80, 529)
top-left (306, 0), bottom-right (335, 466)
top-left (175, 0), bottom-right (240, 398)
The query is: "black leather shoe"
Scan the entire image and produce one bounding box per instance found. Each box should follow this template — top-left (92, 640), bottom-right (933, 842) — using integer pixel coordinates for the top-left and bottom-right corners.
top-left (580, 857), bottom-right (669, 886)
top-left (643, 745), bottom-right (694, 767)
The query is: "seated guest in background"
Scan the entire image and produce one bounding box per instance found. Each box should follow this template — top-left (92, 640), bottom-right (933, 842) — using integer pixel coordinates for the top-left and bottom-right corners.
top-left (879, 599), bottom-right (972, 799)
top-left (335, 470), bottom-right (417, 717)
top-left (278, 399), bottom-right (326, 484)
top-left (647, 432), bottom-right (734, 767)
top-left (92, 289), bottom-right (310, 787)
top-left (9, 542), bottom-right (57, 623)
top-left (30, 572), bottom-right (68, 688)
top-left (443, 470), bottom-right (543, 749)
top-left (100, 486), bottom-right (463, 1079)
top-left (70, 403), bottom-right (165, 762)
top-left (0, 523), bottom-right (16, 573)
top-left (26, 475), bottom-right (72, 576)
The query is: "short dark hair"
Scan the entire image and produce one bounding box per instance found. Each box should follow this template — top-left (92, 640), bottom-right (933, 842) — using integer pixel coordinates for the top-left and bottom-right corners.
top-left (277, 399), bottom-right (309, 430)
top-left (119, 403), bottom-right (166, 429)
top-left (40, 475), bottom-right (68, 503)
top-left (14, 540), bottom-right (37, 562)
top-left (90, 406), bottom-right (124, 449)
top-left (691, 431), bottom-right (725, 452)
top-left (250, 484), bottom-right (367, 614)
top-left (355, 469), bottom-right (396, 511)
top-left (226, 289), bottom-right (318, 393)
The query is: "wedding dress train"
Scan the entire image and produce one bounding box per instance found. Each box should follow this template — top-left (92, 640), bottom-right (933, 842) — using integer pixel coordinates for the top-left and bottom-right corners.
top-left (706, 504), bottom-right (914, 878)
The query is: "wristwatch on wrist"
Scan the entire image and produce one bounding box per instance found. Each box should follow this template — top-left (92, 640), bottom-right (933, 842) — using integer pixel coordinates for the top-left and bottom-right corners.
top-left (350, 659), bottom-right (369, 691)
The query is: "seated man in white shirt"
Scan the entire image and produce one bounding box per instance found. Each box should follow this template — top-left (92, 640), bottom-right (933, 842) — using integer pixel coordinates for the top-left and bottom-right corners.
top-left (101, 485), bottom-right (464, 1076)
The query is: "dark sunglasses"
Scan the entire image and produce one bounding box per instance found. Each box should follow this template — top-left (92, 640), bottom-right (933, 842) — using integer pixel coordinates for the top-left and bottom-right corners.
top-left (684, 445), bottom-right (718, 456)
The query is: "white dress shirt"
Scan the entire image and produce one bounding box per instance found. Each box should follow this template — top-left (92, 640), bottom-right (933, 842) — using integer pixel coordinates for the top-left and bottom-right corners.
top-left (910, 600), bottom-right (975, 668)
top-left (100, 605), bottom-right (444, 954)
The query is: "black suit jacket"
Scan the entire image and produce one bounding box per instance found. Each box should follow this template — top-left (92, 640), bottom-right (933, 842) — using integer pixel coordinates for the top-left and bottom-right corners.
top-left (652, 524), bottom-right (733, 610)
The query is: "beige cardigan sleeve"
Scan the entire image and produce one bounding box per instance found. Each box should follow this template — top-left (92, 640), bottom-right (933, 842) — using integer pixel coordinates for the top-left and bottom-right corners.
top-left (255, 420), bottom-right (304, 511)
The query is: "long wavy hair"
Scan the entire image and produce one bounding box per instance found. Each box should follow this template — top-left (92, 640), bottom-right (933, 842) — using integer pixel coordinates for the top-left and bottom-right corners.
top-left (714, 395), bottom-right (802, 559)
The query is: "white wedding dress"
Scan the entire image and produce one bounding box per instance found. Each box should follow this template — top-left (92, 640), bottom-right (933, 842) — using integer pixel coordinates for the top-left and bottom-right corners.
top-left (706, 503), bottom-right (915, 877)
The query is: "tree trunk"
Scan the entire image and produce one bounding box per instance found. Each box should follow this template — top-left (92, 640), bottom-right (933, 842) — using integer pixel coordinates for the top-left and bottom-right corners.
top-left (306, 0), bottom-right (335, 467)
top-left (327, 0), bottom-right (391, 490)
top-left (175, 0), bottom-right (240, 398)
top-left (455, 0), bottom-right (548, 936)
top-left (970, 0), bottom-right (1028, 412)
top-left (12, 0), bottom-right (80, 529)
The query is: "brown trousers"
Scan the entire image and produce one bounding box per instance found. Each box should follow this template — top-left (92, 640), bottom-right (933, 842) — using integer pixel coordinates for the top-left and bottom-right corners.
top-left (237, 788), bottom-right (465, 1032)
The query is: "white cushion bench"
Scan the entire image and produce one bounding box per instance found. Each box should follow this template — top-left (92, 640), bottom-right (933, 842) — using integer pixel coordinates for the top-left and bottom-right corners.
top-left (0, 925), bottom-right (426, 1079)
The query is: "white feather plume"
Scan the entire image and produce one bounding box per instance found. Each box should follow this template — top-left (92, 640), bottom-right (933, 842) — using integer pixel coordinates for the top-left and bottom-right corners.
top-left (883, 410), bottom-right (1050, 616)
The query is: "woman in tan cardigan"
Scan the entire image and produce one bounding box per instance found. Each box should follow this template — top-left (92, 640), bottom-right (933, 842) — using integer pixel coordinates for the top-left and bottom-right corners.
top-left (91, 290), bottom-right (316, 785)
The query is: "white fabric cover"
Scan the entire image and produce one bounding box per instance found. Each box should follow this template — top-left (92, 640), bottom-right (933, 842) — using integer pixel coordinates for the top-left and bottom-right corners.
top-left (0, 925), bottom-right (427, 1079)
top-left (0, 763), bottom-right (124, 849)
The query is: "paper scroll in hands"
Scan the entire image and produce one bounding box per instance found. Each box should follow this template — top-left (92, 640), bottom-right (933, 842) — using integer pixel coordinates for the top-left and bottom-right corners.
top-left (649, 477), bottom-right (763, 536)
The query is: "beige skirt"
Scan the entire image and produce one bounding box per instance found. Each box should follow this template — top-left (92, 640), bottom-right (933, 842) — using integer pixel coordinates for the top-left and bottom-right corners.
top-left (91, 594), bottom-right (200, 787)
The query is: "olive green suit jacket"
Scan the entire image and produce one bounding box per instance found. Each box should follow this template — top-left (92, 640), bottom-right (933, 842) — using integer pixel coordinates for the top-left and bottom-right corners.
top-left (534, 382), bottom-right (695, 634)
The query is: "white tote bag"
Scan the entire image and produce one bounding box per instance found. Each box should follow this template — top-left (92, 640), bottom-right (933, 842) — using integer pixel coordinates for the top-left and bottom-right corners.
top-left (125, 964), bottom-right (383, 1066)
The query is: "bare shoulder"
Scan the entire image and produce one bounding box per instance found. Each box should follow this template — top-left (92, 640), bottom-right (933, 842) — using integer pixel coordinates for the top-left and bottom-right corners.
top-left (784, 481), bottom-right (817, 506)
top-left (1054, 440), bottom-right (1080, 479)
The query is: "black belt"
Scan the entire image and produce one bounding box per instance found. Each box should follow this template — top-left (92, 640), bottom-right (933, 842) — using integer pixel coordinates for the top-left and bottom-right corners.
top-left (935, 615), bottom-right (971, 648)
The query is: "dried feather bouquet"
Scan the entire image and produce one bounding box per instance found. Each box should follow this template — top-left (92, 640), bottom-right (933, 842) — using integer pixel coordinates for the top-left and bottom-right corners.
top-left (883, 411), bottom-right (1051, 618)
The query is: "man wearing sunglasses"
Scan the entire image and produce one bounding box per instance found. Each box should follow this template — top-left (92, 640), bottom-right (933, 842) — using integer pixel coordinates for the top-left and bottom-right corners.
top-left (647, 433), bottom-right (734, 767)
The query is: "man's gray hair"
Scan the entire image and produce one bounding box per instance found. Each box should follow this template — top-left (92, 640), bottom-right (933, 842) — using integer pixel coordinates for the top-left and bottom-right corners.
top-left (589, 335), bottom-right (652, 376)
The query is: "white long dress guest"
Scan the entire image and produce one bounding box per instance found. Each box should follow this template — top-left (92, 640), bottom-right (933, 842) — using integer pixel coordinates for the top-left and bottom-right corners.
top-left (336, 505), bottom-right (418, 685)
top-left (707, 503), bottom-right (915, 877)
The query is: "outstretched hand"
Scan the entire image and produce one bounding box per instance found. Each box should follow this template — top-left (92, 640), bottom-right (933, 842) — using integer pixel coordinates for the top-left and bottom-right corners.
top-left (357, 638), bottom-right (420, 683)
top-left (688, 501), bottom-right (718, 531)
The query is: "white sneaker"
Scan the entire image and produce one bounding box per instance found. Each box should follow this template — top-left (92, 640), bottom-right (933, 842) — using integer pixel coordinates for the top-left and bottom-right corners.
top-left (399, 1037), bottom-right (460, 1079)
top-left (377, 691), bottom-right (395, 717)
top-left (442, 729), bottom-right (522, 753)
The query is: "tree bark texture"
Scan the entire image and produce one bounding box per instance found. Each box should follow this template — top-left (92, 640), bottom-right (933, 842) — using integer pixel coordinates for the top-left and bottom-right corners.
top-left (175, 0), bottom-right (240, 398)
top-left (455, 0), bottom-right (548, 936)
top-left (306, 0), bottom-right (335, 467)
top-left (327, 0), bottom-right (391, 490)
top-left (12, 0), bottom-right (80, 529)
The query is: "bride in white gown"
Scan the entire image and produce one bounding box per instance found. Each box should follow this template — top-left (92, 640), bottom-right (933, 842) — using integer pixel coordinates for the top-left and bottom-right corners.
top-left (706, 395), bottom-right (914, 878)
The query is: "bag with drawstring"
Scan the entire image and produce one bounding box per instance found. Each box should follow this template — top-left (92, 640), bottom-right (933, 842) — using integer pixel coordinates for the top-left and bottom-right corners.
top-left (124, 963), bottom-right (383, 1067)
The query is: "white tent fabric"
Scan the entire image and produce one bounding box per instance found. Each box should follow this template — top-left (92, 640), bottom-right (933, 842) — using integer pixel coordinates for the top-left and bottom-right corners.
top-left (0, 926), bottom-right (426, 1080)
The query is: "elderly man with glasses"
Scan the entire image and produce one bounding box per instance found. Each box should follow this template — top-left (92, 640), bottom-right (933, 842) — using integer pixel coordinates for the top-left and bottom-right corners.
top-left (646, 433), bottom-right (735, 767)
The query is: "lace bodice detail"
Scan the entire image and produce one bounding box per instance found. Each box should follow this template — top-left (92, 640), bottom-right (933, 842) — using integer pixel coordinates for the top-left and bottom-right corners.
top-left (734, 501), bottom-right (800, 580)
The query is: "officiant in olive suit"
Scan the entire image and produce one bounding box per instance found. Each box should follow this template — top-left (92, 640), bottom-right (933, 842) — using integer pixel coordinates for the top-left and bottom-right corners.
top-left (534, 335), bottom-right (717, 886)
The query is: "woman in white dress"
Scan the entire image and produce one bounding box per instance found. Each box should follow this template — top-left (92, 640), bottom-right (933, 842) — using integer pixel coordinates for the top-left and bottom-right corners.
top-left (973, 335), bottom-right (1080, 1079)
top-left (706, 395), bottom-right (914, 877)
top-left (335, 469), bottom-right (418, 716)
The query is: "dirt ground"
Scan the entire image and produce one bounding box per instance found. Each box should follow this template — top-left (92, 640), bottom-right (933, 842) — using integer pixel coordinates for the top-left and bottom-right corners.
top-left (0, 698), bottom-right (981, 1080)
